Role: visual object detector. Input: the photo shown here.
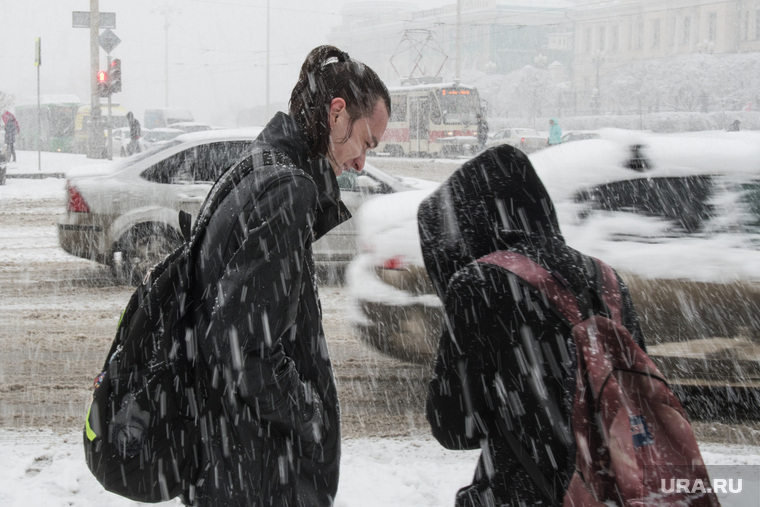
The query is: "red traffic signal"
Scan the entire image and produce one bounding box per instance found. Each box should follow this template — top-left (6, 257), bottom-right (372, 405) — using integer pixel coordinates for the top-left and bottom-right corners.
top-left (109, 58), bottom-right (122, 93)
top-left (97, 70), bottom-right (109, 97)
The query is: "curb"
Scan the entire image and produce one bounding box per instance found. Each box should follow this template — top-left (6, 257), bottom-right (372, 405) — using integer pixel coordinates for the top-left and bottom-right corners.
top-left (6, 172), bottom-right (66, 179)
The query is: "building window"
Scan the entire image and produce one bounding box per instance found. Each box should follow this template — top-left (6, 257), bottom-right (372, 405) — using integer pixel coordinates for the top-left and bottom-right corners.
top-left (708, 12), bottom-right (717, 42)
top-left (598, 26), bottom-right (606, 51)
top-left (584, 27), bottom-right (592, 52)
top-left (612, 25), bottom-right (619, 52)
top-left (668, 16), bottom-right (676, 47)
top-left (756, 10), bottom-right (760, 40)
top-left (683, 16), bottom-right (691, 46)
top-left (636, 19), bottom-right (644, 49)
top-left (652, 19), bottom-right (661, 49)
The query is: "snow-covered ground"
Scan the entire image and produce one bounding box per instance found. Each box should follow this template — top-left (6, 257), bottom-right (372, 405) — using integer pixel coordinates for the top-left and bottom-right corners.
top-left (1, 150), bottom-right (759, 506)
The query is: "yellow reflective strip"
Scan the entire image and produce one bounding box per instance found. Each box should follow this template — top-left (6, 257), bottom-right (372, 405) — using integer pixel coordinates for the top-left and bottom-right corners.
top-left (85, 404), bottom-right (97, 441)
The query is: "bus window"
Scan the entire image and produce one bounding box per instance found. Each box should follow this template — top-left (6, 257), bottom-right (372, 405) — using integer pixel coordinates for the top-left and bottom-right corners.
top-left (390, 94), bottom-right (406, 122)
top-left (438, 89), bottom-right (480, 125)
top-left (429, 93), bottom-right (442, 124)
top-left (409, 98), bottom-right (430, 141)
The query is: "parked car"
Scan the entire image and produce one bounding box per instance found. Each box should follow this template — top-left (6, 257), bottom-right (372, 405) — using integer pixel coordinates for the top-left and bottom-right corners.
top-left (347, 129), bottom-right (760, 408)
top-left (167, 121), bottom-right (213, 133)
top-left (0, 143), bottom-right (6, 185)
top-left (561, 130), bottom-right (600, 143)
top-left (142, 127), bottom-right (184, 149)
top-left (486, 127), bottom-right (547, 153)
top-left (58, 128), bottom-right (437, 285)
top-left (112, 127), bottom-right (148, 157)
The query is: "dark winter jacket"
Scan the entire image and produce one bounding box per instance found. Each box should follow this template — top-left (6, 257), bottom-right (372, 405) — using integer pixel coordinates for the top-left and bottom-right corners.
top-left (188, 112), bottom-right (348, 506)
top-left (4, 117), bottom-right (19, 144)
top-left (418, 145), bottom-right (645, 506)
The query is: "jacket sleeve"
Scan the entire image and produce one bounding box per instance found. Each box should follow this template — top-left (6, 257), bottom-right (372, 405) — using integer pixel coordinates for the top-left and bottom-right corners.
top-left (427, 264), bottom-right (505, 450)
top-left (209, 172), bottom-right (323, 438)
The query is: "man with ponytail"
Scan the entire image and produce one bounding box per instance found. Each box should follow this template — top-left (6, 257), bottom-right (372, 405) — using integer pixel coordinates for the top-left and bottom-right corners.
top-left (185, 46), bottom-right (390, 506)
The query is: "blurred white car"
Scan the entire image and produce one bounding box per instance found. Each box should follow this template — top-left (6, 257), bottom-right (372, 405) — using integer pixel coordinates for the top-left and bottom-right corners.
top-left (347, 129), bottom-right (760, 404)
top-left (58, 128), bottom-right (437, 285)
top-left (486, 127), bottom-right (547, 153)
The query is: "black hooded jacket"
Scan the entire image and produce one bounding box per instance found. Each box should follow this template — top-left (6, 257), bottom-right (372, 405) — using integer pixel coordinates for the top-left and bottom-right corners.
top-left (418, 145), bottom-right (645, 506)
top-left (187, 112), bottom-right (348, 506)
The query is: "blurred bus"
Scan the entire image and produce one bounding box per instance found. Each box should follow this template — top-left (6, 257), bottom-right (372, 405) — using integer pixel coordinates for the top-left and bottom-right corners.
top-left (376, 80), bottom-right (482, 158)
top-left (14, 95), bottom-right (83, 153)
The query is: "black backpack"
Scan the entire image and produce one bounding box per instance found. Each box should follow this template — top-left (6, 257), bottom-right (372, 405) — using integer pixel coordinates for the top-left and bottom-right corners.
top-left (83, 148), bottom-right (286, 502)
top-left (83, 220), bottom-right (201, 502)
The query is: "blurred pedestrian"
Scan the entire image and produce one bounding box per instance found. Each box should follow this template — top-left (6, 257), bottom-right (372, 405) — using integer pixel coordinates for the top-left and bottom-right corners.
top-left (476, 113), bottom-right (488, 152)
top-left (3, 111), bottom-right (20, 162)
top-left (727, 119), bottom-right (741, 132)
top-left (548, 117), bottom-right (562, 145)
top-left (186, 45), bottom-right (390, 506)
top-left (126, 111), bottom-right (141, 155)
top-left (418, 145), bottom-right (646, 506)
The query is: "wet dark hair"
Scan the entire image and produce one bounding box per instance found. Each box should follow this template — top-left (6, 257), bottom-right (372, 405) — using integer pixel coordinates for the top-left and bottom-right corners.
top-left (289, 45), bottom-right (391, 158)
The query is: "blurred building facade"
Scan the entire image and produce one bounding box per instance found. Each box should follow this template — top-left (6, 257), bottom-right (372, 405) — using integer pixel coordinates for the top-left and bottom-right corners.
top-left (329, 0), bottom-right (760, 116)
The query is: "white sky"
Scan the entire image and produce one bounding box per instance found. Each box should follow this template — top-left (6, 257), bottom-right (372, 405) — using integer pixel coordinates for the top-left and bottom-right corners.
top-left (0, 0), bottom-right (442, 126)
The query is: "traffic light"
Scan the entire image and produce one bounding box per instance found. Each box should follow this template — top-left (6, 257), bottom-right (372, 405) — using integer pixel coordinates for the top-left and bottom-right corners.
top-left (109, 58), bottom-right (122, 93)
top-left (97, 70), bottom-right (109, 97)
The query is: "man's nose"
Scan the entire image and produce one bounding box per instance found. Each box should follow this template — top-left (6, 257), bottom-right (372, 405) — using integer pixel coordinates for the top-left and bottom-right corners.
top-left (353, 152), bottom-right (367, 172)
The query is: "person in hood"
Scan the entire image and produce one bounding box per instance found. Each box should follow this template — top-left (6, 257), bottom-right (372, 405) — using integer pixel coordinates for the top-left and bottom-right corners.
top-left (418, 145), bottom-right (645, 506)
top-left (186, 45), bottom-right (390, 506)
top-left (3, 111), bottom-right (20, 162)
top-left (548, 118), bottom-right (562, 145)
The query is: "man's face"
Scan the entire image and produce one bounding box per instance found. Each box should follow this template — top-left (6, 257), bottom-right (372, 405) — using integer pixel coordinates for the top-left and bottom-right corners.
top-left (327, 98), bottom-right (389, 176)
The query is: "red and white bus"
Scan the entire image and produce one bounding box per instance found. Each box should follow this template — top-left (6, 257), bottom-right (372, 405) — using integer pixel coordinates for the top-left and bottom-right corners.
top-left (376, 80), bottom-right (482, 158)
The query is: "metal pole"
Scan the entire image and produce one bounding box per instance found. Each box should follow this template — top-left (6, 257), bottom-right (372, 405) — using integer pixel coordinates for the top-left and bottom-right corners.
top-left (165, 17), bottom-right (169, 107)
top-left (107, 56), bottom-right (113, 161)
top-left (265, 0), bottom-right (270, 120)
top-left (88, 0), bottom-right (100, 158)
top-left (455, 0), bottom-right (461, 80)
top-left (36, 38), bottom-right (41, 171)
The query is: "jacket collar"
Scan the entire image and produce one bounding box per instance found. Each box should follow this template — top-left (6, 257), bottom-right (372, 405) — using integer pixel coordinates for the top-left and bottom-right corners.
top-left (257, 112), bottom-right (351, 240)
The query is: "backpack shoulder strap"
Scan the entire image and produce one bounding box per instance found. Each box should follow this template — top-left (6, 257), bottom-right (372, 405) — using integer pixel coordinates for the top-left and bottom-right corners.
top-left (477, 250), bottom-right (584, 326)
top-left (590, 257), bottom-right (623, 325)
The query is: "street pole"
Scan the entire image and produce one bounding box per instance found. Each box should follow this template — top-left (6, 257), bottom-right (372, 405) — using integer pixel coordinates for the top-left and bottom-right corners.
top-left (165, 17), bottom-right (169, 106)
top-left (88, 0), bottom-right (100, 159)
top-left (455, 0), bottom-right (461, 80)
top-left (107, 55), bottom-right (113, 160)
top-left (35, 37), bottom-right (41, 171)
top-left (265, 0), bottom-right (270, 120)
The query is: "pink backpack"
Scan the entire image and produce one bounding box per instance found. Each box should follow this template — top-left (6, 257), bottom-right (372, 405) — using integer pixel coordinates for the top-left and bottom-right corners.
top-left (478, 251), bottom-right (719, 507)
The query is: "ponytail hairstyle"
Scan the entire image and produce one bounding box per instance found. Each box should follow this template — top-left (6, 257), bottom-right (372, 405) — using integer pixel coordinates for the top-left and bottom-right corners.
top-left (289, 45), bottom-right (391, 158)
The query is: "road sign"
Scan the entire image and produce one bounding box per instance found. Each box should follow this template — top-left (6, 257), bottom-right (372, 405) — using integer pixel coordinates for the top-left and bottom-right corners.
top-left (72, 11), bottom-right (116, 29)
top-left (98, 29), bottom-right (121, 54)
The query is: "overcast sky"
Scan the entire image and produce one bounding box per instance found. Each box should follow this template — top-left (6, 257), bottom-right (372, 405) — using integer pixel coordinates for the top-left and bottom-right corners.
top-left (1, 0), bottom-right (440, 126)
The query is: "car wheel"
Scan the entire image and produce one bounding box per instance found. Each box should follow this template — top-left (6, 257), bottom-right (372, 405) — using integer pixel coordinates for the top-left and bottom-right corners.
top-left (112, 223), bottom-right (183, 285)
top-left (356, 302), bottom-right (441, 364)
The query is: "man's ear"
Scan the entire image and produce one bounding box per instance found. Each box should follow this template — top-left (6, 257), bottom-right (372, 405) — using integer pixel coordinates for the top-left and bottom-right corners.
top-left (329, 98), bottom-right (346, 124)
